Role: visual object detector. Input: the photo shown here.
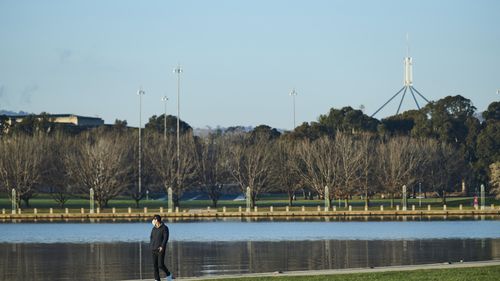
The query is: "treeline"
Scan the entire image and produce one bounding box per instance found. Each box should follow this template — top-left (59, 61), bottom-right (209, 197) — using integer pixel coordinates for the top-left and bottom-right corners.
top-left (0, 95), bottom-right (499, 208)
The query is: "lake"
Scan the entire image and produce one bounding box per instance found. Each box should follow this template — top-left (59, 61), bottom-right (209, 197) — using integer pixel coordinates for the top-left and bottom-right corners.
top-left (1, 217), bottom-right (499, 280)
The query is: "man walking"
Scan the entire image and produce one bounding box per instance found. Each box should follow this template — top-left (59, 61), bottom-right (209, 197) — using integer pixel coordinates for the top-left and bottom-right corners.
top-left (150, 214), bottom-right (173, 281)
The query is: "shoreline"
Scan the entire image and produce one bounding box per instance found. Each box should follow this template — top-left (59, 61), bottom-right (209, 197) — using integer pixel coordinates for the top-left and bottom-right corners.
top-left (1, 208), bottom-right (499, 220)
top-left (120, 260), bottom-right (500, 281)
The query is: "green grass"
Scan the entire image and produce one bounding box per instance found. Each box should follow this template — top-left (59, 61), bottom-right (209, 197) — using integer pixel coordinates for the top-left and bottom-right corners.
top-left (0, 192), bottom-right (498, 212)
top-left (206, 265), bottom-right (500, 281)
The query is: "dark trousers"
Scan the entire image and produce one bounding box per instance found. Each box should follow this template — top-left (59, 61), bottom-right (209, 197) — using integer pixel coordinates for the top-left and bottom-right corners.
top-left (152, 249), bottom-right (170, 280)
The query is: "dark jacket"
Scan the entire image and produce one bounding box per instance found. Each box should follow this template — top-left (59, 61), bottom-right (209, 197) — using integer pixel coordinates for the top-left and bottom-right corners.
top-left (150, 222), bottom-right (169, 251)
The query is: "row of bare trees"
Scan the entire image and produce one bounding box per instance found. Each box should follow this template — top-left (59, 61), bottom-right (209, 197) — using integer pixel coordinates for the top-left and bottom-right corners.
top-left (0, 129), bottom-right (465, 209)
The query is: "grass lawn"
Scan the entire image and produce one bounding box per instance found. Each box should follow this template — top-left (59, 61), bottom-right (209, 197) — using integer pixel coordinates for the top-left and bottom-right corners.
top-left (0, 192), bottom-right (498, 212)
top-left (205, 265), bottom-right (500, 281)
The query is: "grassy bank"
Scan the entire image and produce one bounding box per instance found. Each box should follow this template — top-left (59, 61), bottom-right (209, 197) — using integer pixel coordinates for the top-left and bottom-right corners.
top-left (1, 193), bottom-right (499, 212)
top-left (203, 265), bottom-right (500, 281)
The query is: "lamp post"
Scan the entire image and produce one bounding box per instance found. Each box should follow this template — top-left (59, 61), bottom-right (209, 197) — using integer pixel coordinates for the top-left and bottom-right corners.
top-left (289, 88), bottom-right (298, 129)
top-left (89, 188), bottom-right (95, 214)
top-left (161, 96), bottom-right (168, 140)
top-left (11, 189), bottom-right (16, 214)
top-left (419, 182), bottom-right (422, 207)
top-left (173, 65), bottom-right (183, 192)
top-left (137, 88), bottom-right (145, 195)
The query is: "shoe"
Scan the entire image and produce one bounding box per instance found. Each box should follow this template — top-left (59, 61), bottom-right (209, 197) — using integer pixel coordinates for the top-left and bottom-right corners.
top-left (166, 273), bottom-right (173, 281)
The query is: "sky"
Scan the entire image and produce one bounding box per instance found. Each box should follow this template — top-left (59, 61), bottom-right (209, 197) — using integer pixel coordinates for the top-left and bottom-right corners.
top-left (0, 0), bottom-right (499, 130)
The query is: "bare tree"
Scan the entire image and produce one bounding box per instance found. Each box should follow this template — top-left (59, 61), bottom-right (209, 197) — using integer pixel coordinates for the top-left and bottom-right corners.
top-left (43, 132), bottom-right (73, 208)
top-left (145, 132), bottom-right (197, 207)
top-left (358, 133), bottom-right (377, 208)
top-left (334, 132), bottom-right (364, 207)
top-left (376, 136), bottom-right (421, 208)
top-left (194, 134), bottom-right (230, 208)
top-left (64, 132), bottom-right (130, 208)
top-left (123, 134), bottom-right (155, 208)
top-left (0, 134), bottom-right (46, 208)
top-left (273, 138), bottom-right (302, 206)
top-left (293, 136), bottom-right (338, 204)
top-left (225, 133), bottom-right (274, 207)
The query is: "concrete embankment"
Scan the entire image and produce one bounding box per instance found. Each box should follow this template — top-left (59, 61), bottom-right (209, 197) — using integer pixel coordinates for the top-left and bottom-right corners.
top-left (1, 208), bottom-right (499, 220)
top-left (120, 260), bottom-right (500, 281)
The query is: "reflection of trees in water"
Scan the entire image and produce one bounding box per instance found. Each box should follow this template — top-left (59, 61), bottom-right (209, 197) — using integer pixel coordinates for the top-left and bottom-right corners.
top-left (0, 243), bottom-right (145, 280)
top-left (166, 239), bottom-right (500, 277)
top-left (1, 240), bottom-right (499, 280)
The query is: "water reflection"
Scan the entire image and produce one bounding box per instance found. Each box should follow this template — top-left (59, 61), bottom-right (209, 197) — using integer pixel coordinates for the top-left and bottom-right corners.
top-left (1, 239), bottom-right (499, 281)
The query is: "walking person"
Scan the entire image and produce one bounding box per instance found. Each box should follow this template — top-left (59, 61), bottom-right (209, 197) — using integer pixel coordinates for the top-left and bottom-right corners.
top-left (150, 214), bottom-right (173, 281)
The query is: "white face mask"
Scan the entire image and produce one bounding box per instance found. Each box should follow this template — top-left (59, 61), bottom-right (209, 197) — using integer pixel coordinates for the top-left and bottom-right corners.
top-left (152, 220), bottom-right (156, 227)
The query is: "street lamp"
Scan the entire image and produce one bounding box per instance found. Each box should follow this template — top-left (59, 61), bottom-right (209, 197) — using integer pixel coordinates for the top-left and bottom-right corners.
top-left (173, 64), bottom-right (183, 190)
top-left (161, 96), bottom-right (168, 140)
top-left (137, 88), bottom-right (145, 194)
top-left (289, 88), bottom-right (298, 129)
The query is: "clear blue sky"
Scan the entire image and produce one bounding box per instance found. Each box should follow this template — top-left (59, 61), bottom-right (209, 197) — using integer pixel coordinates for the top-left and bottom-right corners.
top-left (1, 0), bottom-right (499, 129)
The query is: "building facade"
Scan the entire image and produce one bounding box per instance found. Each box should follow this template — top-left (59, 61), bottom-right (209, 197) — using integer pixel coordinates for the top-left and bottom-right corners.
top-left (4, 114), bottom-right (104, 127)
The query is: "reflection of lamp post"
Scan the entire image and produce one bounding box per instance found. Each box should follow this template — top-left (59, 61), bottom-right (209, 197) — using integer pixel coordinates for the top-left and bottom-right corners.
top-left (137, 88), bottom-right (146, 195)
top-left (161, 96), bottom-right (168, 140)
top-left (289, 89), bottom-right (298, 129)
top-left (173, 65), bottom-right (183, 192)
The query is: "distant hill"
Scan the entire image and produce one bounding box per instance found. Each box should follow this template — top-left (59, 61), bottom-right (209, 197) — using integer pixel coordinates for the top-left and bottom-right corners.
top-left (0, 110), bottom-right (32, 116)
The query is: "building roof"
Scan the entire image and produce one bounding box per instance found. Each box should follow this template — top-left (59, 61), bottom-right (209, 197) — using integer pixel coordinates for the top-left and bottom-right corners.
top-left (4, 114), bottom-right (103, 120)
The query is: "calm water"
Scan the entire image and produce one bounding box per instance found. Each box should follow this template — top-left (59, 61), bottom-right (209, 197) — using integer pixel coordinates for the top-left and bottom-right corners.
top-left (1, 218), bottom-right (500, 281)
top-left (2, 219), bottom-right (500, 243)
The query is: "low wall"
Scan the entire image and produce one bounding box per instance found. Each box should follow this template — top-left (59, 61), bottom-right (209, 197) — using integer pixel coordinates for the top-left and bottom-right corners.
top-left (1, 207), bottom-right (499, 220)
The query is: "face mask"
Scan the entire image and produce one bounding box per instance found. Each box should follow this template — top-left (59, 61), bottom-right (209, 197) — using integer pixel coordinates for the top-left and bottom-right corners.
top-left (152, 220), bottom-right (156, 226)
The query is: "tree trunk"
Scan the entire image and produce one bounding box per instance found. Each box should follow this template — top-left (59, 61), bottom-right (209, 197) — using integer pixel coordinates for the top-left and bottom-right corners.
top-left (22, 198), bottom-right (30, 208)
top-left (442, 189), bottom-right (446, 205)
top-left (364, 188), bottom-right (369, 208)
top-left (97, 198), bottom-right (107, 209)
top-left (391, 193), bottom-right (395, 208)
top-left (131, 191), bottom-right (143, 208)
top-left (15, 198), bottom-right (21, 211)
top-left (212, 198), bottom-right (218, 208)
top-left (173, 194), bottom-right (180, 208)
top-left (288, 193), bottom-right (294, 207)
